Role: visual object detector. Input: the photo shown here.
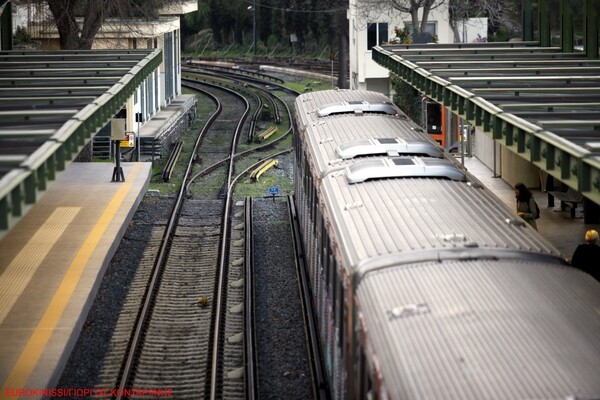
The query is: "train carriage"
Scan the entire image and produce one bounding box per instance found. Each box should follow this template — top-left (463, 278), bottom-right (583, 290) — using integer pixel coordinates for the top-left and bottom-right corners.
top-left (293, 89), bottom-right (600, 399)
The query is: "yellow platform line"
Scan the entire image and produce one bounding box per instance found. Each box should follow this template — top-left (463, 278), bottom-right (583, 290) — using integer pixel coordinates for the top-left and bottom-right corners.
top-left (0, 207), bottom-right (80, 325)
top-left (1, 163), bottom-right (142, 398)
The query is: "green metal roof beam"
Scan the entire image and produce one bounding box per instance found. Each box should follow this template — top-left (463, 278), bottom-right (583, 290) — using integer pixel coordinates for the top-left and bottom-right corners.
top-left (500, 102), bottom-right (600, 110)
top-left (0, 130), bottom-right (56, 138)
top-left (430, 67), bottom-right (600, 76)
top-left (0, 86), bottom-right (111, 94)
top-left (394, 52), bottom-right (587, 61)
top-left (536, 120), bottom-right (600, 127)
top-left (381, 41), bottom-right (540, 50)
top-left (415, 59), bottom-right (600, 67)
top-left (472, 87), bottom-right (600, 94)
top-left (388, 47), bottom-right (562, 56)
top-left (449, 76), bottom-right (600, 85)
top-left (0, 68), bottom-right (130, 77)
top-left (0, 60), bottom-right (139, 67)
top-left (0, 77), bottom-right (124, 86)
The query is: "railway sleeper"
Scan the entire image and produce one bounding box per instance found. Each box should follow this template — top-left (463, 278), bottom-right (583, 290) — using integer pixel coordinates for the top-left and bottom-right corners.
top-left (227, 367), bottom-right (244, 379)
top-left (228, 332), bottom-right (243, 343)
top-left (230, 303), bottom-right (243, 313)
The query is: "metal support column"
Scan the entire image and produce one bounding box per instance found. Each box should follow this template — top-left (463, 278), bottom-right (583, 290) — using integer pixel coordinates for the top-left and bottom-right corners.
top-left (586, 0), bottom-right (599, 59)
top-left (561, 0), bottom-right (574, 53)
top-left (522, 0), bottom-right (534, 41)
top-left (539, 0), bottom-right (551, 47)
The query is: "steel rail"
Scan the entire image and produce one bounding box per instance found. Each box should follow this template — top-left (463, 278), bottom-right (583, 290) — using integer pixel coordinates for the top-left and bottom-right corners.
top-left (181, 77), bottom-right (296, 194)
top-left (244, 197), bottom-right (258, 399)
top-left (209, 81), bottom-right (251, 400)
top-left (288, 195), bottom-right (329, 399)
top-left (114, 89), bottom-right (222, 400)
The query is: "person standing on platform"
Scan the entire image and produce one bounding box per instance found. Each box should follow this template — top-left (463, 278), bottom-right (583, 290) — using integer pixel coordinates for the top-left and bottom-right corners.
top-left (571, 229), bottom-right (600, 281)
top-left (514, 182), bottom-right (538, 230)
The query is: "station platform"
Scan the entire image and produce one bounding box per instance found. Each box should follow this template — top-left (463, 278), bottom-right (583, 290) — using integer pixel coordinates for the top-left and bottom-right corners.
top-left (462, 156), bottom-right (594, 261)
top-left (0, 162), bottom-right (151, 399)
top-left (0, 92), bottom-right (195, 400)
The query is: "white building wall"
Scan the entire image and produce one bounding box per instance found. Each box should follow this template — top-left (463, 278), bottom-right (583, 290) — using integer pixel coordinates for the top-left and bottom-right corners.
top-left (14, 2), bottom-right (195, 135)
top-left (348, 1), bottom-right (487, 95)
top-left (348, 2), bottom-right (403, 94)
top-left (458, 17), bottom-right (489, 43)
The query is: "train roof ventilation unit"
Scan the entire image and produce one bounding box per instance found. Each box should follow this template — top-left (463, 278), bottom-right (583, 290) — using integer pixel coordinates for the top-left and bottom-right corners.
top-left (345, 157), bottom-right (467, 184)
top-left (336, 137), bottom-right (443, 159)
top-left (317, 101), bottom-right (397, 117)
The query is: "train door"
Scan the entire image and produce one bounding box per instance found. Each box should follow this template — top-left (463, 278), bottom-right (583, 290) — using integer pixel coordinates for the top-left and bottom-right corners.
top-left (422, 99), bottom-right (458, 151)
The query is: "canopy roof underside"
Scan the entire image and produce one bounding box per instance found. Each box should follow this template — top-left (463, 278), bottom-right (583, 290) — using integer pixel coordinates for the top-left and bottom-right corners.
top-left (0, 49), bottom-right (162, 239)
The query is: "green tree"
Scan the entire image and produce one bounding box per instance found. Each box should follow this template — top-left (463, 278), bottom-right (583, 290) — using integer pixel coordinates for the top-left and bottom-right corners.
top-left (354, 0), bottom-right (445, 35)
top-left (391, 75), bottom-right (420, 124)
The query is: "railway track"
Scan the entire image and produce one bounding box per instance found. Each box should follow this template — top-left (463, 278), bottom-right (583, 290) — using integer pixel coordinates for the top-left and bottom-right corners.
top-left (187, 56), bottom-right (339, 79)
top-left (87, 74), bottom-right (249, 399)
top-left (56, 67), bottom-right (326, 399)
top-left (246, 196), bottom-right (328, 398)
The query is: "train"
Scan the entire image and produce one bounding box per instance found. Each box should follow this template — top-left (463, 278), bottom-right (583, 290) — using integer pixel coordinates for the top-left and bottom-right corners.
top-left (293, 89), bottom-right (600, 399)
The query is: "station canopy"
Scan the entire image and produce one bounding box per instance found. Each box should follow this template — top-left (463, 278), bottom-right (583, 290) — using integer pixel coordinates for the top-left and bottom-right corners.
top-left (373, 42), bottom-right (600, 208)
top-left (0, 49), bottom-right (162, 239)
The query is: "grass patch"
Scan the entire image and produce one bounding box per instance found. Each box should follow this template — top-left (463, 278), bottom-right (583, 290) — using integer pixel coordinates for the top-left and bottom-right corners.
top-left (234, 166), bottom-right (293, 199)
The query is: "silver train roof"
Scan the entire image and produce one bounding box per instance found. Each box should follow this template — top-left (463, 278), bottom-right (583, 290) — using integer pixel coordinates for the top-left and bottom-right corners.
top-left (319, 174), bottom-right (560, 273)
top-left (296, 90), bottom-right (563, 273)
top-left (357, 258), bottom-right (600, 399)
top-left (302, 114), bottom-right (440, 176)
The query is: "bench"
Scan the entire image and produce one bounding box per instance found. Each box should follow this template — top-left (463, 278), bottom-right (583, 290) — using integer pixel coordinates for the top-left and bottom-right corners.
top-left (548, 187), bottom-right (583, 218)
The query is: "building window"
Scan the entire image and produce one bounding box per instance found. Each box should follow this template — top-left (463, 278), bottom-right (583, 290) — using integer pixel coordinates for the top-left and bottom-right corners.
top-left (405, 21), bottom-right (437, 36)
top-left (367, 22), bottom-right (388, 50)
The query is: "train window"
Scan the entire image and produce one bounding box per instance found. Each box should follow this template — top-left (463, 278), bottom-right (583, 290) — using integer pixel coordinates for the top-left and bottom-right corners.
top-left (310, 183), bottom-right (317, 223)
top-left (358, 345), bottom-right (369, 399)
top-left (329, 253), bottom-right (336, 295)
top-left (315, 210), bottom-right (322, 264)
top-left (321, 226), bottom-right (328, 288)
top-left (337, 276), bottom-right (345, 358)
top-left (324, 236), bottom-right (331, 289)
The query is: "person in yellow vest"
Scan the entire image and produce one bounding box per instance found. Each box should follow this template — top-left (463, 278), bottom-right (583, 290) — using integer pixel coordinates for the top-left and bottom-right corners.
top-left (571, 229), bottom-right (600, 281)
